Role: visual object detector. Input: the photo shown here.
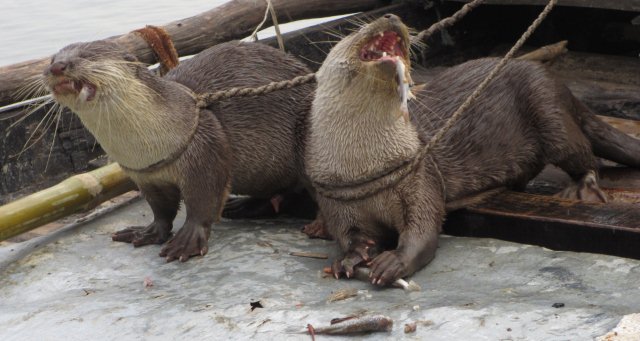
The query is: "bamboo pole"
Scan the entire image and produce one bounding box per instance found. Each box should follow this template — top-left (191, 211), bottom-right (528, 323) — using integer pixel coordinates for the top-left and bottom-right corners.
top-left (0, 163), bottom-right (136, 241)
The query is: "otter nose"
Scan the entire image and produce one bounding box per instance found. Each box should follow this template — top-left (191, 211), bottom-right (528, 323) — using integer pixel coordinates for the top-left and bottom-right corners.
top-left (49, 61), bottom-right (68, 76)
top-left (383, 14), bottom-right (400, 22)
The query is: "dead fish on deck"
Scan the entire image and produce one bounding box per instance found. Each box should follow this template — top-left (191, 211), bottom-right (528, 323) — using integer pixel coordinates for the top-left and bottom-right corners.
top-left (323, 266), bottom-right (421, 292)
top-left (304, 314), bottom-right (393, 339)
top-left (354, 266), bottom-right (421, 292)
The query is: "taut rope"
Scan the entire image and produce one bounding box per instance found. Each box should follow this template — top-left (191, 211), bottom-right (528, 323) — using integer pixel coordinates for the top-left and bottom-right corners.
top-left (195, 73), bottom-right (316, 108)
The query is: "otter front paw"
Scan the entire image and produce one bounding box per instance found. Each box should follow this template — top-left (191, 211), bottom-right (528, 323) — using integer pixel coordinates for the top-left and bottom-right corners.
top-left (159, 223), bottom-right (211, 262)
top-left (331, 240), bottom-right (376, 279)
top-left (111, 222), bottom-right (172, 247)
top-left (368, 251), bottom-right (407, 286)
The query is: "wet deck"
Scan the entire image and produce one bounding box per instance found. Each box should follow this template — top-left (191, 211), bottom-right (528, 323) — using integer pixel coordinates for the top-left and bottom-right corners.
top-left (1, 198), bottom-right (639, 340)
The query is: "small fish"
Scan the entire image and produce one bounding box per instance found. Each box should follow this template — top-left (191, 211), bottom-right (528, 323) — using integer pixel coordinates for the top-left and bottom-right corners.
top-left (395, 58), bottom-right (413, 123)
top-left (353, 266), bottom-right (421, 292)
top-left (306, 315), bottom-right (393, 338)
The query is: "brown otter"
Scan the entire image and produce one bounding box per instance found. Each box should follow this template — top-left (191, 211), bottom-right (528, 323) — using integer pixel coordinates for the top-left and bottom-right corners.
top-left (305, 14), bottom-right (640, 285)
top-left (44, 40), bottom-right (315, 262)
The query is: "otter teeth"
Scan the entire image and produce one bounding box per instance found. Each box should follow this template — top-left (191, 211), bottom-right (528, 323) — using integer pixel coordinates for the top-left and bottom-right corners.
top-left (382, 52), bottom-right (387, 57)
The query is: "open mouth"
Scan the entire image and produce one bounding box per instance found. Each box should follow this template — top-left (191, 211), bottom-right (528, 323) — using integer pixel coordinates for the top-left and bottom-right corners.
top-left (51, 78), bottom-right (96, 102)
top-left (359, 31), bottom-right (406, 62)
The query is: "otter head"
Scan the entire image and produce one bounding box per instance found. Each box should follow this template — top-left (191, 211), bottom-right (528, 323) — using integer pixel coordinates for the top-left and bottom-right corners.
top-left (43, 41), bottom-right (143, 113)
top-left (316, 14), bottom-right (411, 101)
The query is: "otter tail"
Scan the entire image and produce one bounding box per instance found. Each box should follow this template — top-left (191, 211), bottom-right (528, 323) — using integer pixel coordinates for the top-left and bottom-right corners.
top-left (574, 98), bottom-right (640, 168)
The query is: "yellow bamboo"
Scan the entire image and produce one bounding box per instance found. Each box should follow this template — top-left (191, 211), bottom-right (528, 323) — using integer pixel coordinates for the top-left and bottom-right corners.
top-left (0, 163), bottom-right (136, 241)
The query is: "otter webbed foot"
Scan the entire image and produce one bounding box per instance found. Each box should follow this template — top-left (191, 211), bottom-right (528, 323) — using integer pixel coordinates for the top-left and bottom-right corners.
top-left (368, 250), bottom-right (408, 286)
top-left (159, 223), bottom-right (211, 262)
top-left (556, 170), bottom-right (608, 203)
top-left (302, 218), bottom-right (333, 240)
top-left (111, 221), bottom-right (172, 247)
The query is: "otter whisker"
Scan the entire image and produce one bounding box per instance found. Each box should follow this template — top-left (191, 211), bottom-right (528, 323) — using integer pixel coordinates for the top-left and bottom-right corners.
top-left (321, 28), bottom-right (348, 41)
top-left (298, 32), bottom-right (332, 59)
top-left (14, 75), bottom-right (48, 101)
top-left (12, 102), bottom-right (59, 159)
top-left (308, 40), bottom-right (341, 45)
top-left (44, 108), bottom-right (64, 171)
top-left (297, 54), bottom-right (324, 66)
top-left (5, 97), bottom-right (55, 134)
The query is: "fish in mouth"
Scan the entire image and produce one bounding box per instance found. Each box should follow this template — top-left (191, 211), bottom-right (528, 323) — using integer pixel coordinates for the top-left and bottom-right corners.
top-left (359, 30), bottom-right (413, 122)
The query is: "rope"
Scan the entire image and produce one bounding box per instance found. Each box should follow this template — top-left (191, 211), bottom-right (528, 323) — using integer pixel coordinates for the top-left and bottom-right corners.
top-left (314, 0), bottom-right (558, 201)
top-left (267, 0), bottom-right (286, 52)
top-left (119, 102), bottom-right (201, 173)
top-left (195, 73), bottom-right (316, 108)
top-left (411, 0), bottom-right (486, 44)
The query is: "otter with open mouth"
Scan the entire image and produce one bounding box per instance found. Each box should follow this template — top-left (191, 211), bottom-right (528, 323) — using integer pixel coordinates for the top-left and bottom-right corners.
top-left (306, 14), bottom-right (640, 285)
top-left (44, 40), bottom-right (316, 262)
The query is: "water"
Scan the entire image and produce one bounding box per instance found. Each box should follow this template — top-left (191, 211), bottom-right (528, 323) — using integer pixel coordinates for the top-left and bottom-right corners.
top-left (0, 0), bottom-right (345, 67)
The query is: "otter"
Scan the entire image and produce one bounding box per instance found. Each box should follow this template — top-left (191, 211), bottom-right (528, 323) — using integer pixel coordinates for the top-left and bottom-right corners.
top-left (305, 14), bottom-right (640, 285)
top-left (44, 40), bottom-right (315, 262)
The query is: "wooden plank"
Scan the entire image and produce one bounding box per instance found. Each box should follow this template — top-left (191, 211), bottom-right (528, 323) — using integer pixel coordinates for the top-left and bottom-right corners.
top-left (0, 0), bottom-right (388, 106)
top-left (444, 190), bottom-right (640, 259)
top-left (447, 0), bottom-right (640, 12)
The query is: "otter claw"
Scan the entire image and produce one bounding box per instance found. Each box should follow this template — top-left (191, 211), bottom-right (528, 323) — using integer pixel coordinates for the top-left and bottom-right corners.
top-left (112, 223), bottom-right (172, 246)
top-left (159, 223), bottom-right (210, 262)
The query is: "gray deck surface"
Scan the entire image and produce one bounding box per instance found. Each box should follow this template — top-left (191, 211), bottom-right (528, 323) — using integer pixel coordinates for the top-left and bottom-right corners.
top-left (1, 199), bottom-right (639, 340)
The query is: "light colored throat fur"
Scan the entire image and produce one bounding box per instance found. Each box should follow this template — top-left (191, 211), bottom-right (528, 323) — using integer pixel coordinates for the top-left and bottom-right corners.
top-left (308, 80), bottom-right (421, 183)
top-left (68, 79), bottom-right (196, 170)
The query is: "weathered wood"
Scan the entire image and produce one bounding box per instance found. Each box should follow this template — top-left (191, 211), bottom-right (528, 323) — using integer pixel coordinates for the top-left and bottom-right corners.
top-left (444, 190), bottom-right (640, 260)
top-left (414, 51), bottom-right (640, 122)
top-left (447, 0), bottom-right (640, 12)
top-left (0, 0), bottom-right (389, 106)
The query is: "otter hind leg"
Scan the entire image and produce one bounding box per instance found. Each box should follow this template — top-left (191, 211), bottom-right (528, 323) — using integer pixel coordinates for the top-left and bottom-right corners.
top-left (222, 196), bottom-right (280, 219)
top-left (302, 216), bottom-right (333, 240)
top-left (223, 190), bottom-right (317, 219)
top-left (555, 170), bottom-right (608, 203)
top-left (112, 184), bottom-right (180, 246)
top-left (538, 103), bottom-right (608, 203)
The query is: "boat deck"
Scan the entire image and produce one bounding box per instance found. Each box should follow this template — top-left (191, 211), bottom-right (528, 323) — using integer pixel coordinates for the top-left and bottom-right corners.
top-left (1, 198), bottom-right (638, 340)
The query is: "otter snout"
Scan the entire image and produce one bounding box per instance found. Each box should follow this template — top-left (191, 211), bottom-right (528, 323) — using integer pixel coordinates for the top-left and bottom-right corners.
top-left (48, 61), bottom-right (68, 76)
top-left (382, 13), bottom-right (402, 24)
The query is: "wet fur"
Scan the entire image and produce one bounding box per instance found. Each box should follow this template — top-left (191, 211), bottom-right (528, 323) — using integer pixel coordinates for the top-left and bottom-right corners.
top-left (306, 15), bottom-right (640, 284)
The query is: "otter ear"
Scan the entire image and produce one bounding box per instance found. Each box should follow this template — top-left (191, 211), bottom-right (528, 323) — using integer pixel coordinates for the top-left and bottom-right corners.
top-left (123, 53), bottom-right (138, 62)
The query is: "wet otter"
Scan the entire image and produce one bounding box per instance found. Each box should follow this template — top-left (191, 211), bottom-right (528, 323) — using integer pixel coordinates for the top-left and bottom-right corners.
top-left (44, 40), bottom-right (314, 262)
top-left (306, 14), bottom-right (640, 285)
